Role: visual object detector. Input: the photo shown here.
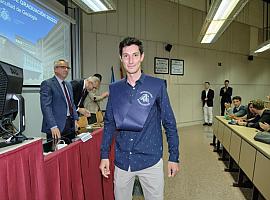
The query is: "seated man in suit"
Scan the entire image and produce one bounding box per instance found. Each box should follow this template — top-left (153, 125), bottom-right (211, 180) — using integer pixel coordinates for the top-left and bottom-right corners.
top-left (70, 76), bottom-right (100, 117)
top-left (229, 96), bottom-right (247, 119)
top-left (40, 59), bottom-right (79, 141)
top-left (237, 99), bottom-right (270, 131)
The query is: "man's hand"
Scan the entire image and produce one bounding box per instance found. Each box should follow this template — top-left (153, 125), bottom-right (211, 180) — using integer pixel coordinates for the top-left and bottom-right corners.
top-left (51, 127), bottom-right (61, 139)
top-left (101, 91), bottom-right (109, 98)
top-left (259, 122), bottom-right (270, 131)
top-left (99, 159), bottom-right (110, 178)
top-left (168, 161), bottom-right (179, 177)
top-left (229, 114), bottom-right (237, 120)
top-left (78, 108), bottom-right (91, 117)
top-left (237, 121), bottom-right (246, 126)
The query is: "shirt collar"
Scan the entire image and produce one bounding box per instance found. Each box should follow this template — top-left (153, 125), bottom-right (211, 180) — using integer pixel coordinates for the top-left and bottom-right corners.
top-left (125, 73), bottom-right (146, 86)
top-left (55, 75), bottom-right (64, 85)
top-left (83, 79), bottom-right (86, 89)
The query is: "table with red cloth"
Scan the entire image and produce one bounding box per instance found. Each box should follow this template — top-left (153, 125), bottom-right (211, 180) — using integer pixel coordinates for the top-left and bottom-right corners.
top-left (0, 138), bottom-right (46, 200)
top-left (43, 128), bottom-right (115, 200)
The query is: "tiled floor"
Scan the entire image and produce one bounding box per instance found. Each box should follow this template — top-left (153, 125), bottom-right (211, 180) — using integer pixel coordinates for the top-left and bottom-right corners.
top-left (134, 125), bottom-right (256, 200)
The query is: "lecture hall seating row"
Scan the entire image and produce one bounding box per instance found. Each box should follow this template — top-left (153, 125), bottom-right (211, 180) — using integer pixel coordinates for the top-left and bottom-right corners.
top-left (213, 116), bottom-right (270, 200)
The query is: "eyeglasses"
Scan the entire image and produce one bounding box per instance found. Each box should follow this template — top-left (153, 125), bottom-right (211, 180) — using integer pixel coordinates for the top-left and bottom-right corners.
top-left (57, 66), bottom-right (71, 70)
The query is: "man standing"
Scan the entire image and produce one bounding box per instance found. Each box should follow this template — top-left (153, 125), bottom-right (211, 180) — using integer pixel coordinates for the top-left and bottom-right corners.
top-left (83, 74), bottom-right (109, 124)
top-left (201, 82), bottom-right (214, 126)
top-left (70, 76), bottom-right (100, 117)
top-left (40, 59), bottom-right (78, 141)
top-left (220, 80), bottom-right (233, 116)
top-left (99, 37), bottom-right (180, 200)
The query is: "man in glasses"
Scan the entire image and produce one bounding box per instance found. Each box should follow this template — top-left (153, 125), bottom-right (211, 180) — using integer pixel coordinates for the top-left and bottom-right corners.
top-left (40, 59), bottom-right (79, 141)
top-left (83, 74), bottom-right (109, 124)
top-left (70, 76), bottom-right (101, 117)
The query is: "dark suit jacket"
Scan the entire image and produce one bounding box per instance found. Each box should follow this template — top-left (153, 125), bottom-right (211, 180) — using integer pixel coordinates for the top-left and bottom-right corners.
top-left (247, 110), bottom-right (270, 131)
top-left (201, 89), bottom-right (214, 107)
top-left (220, 86), bottom-right (233, 103)
top-left (70, 79), bottom-right (89, 108)
top-left (40, 76), bottom-right (78, 134)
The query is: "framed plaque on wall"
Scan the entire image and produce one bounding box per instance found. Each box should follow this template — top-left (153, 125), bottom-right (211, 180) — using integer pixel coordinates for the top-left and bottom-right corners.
top-left (154, 57), bottom-right (169, 74)
top-left (170, 59), bottom-right (184, 75)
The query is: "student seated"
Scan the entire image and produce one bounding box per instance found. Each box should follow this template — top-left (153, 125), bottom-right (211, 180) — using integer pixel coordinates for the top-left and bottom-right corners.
top-left (224, 102), bottom-right (233, 120)
top-left (229, 96), bottom-right (247, 119)
top-left (237, 102), bottom-right (259, 123)
top-left (237, 99), bottom-right (270, 131)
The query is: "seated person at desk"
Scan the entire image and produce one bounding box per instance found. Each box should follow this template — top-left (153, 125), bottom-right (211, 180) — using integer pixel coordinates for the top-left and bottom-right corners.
top-left (83, 74), bottom-right (109, 124)
top-left (229, 96), bottom-right (247, 119)
top-left (238, 102), bottom-right (258, 123)
top-left (224, 102), bottom-right (233, 119)
top-left (237, 99), bottom-right (270, 131)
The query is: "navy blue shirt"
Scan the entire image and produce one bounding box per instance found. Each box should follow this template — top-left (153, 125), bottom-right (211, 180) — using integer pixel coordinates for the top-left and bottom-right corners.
top-left (101, 74), bottom-right (179, 172)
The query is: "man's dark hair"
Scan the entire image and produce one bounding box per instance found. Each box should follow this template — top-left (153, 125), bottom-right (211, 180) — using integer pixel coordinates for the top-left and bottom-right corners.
top-left (224, 80), bottom-right (229, 83)
top-left (119, 37), bottom-right (144, 57)
top-left (232, 96), bottom-right (241, 101)
top-left (93, 73), bottom-right (102, 82)
top-left (205, 81), bottom-right (210, 85)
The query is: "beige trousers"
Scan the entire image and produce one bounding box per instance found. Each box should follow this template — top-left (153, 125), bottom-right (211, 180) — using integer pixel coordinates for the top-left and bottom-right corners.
top-left (114, 159), bottom-right (164, 200)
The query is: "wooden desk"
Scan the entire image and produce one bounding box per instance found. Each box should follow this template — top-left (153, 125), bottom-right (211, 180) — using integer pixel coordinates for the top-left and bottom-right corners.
top-left (214, 116), bottom-right (270, 200)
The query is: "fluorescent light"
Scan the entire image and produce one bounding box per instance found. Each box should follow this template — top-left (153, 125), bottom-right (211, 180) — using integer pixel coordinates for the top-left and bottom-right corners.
top-left (198, 0), bottom-right (249, 43)
top-left (72, 0), bottom-right (116, 14)
top-left (213, 0), bottom-right (240, 20)
top-left (206, 20), bottom-right (225, 35)
top-left (82, 0), bottom-right (103, 12)
top-left (201, 34), bottom-right (215, 44)
top-left (254, 40), bottom-right (270, 53)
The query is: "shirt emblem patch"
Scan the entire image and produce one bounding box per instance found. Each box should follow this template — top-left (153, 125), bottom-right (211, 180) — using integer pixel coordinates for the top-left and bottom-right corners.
top-left (137, 91), bottom-right (153, 106)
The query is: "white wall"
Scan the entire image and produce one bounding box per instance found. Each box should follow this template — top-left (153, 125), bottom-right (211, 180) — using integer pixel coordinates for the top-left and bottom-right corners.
top-left (21, 89), bottom-right (45, 138)
top-left (81, 0), bottom-right (270, 126)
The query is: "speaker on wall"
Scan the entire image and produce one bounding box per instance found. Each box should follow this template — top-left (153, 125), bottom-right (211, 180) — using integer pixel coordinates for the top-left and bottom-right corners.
top-left (248, 55), bottom-right (253, 61)
top-left (165, 44), bottom-right (172, 52)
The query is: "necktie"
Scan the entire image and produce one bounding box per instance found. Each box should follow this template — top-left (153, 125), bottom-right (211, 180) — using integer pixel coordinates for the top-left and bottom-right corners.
top-left (78, 88), bottom-right (87, 108)
top-left (62, 81), bottom-right (73, 116)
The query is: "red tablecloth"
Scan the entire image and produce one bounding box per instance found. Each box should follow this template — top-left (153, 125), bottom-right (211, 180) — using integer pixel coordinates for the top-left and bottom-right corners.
top-left (0, 139), bottom-right (45, 200)
top-left (44, 128), bottom-right (114, 200)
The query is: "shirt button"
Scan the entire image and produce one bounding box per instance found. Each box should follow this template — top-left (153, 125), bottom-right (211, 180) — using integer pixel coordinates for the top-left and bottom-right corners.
top-left (130, 152), bottom-right (132, 155)
top-left (133, 87), bottom-right (135, 90)
top-left (130, 138), bottom-right (133, 141)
